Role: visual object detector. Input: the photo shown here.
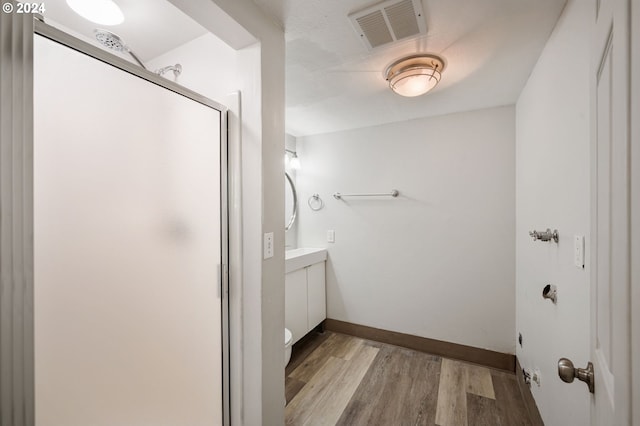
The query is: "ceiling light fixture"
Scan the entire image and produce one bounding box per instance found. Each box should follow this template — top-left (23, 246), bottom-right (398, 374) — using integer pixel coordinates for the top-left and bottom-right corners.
top-left (285, 149), bottom-right (300, 170)
top-left (66, 0), bottom-right (124, 26)
top-left (385, 54), bottom-right (445, 97)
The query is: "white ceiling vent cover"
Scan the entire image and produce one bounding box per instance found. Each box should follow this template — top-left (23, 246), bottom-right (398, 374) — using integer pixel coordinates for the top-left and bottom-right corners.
top-left (348, 0), bottom-right (426, 51)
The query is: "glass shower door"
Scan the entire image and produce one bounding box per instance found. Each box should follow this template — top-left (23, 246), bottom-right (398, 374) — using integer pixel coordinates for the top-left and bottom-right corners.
top-left (33, 34), bottom-right (224, 426)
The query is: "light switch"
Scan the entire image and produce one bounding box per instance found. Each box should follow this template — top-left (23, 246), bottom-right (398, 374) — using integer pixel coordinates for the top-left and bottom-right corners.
top-left (327, 230), bottom-right (335, 243)
top-left (264, 232), bottom-right (274, 259)
top-left (574, 235), bottom-right (584, 268)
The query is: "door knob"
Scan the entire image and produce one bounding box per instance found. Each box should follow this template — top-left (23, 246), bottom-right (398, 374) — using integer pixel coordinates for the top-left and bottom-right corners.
top-left (557, 358), bottom-right (595, 393)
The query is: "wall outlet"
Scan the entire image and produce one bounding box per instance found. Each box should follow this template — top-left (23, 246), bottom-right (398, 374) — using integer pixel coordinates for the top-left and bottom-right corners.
top-left (327, 230), bottom-right (335, 243)
top-left (263, 232), bottom-right (274, 259)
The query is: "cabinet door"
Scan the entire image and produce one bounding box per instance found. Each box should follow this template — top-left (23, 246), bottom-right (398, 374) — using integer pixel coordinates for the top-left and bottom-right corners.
top-left (306, 262), bottom-right (326, 329)
top-left (285, 269), bottom-right (308, 344)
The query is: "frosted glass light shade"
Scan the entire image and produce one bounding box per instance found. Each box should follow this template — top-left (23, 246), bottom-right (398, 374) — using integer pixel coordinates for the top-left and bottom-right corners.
top-left (289, 156), bottom-right (301, 170)
top-left (389, 67), bottom-right (441, 97)
top-left (385, 54), bottom-right (445, 97)
top-left (66, 0), bottom-right (124, 25)
top-left (285, 150), bottom-right (300, 170)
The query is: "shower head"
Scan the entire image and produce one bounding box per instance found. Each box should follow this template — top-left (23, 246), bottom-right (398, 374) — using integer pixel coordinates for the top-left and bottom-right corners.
top-left (94, 29), bottom-right (125, 51)
top-left (94, 29), bottom-right (147, 70)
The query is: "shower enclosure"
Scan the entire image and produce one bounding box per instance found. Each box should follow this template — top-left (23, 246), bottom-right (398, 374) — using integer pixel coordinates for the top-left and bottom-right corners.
top-left (32, 23), bottom-right (228, 426)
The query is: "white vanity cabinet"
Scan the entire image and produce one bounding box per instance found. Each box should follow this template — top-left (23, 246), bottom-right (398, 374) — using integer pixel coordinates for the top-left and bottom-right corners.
top-left (285, 248), bottom-right (327, 345)
top-left (284, 268), bottom-right (308, 346)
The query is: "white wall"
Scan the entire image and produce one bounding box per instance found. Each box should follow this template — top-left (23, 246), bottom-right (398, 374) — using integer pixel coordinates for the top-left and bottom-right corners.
top-left (167, 1), bottom-right (286, 424)
top-left (297, 106), bottom-right (515, 354)
top-left (515, 1), bottom-right (591, 424)
top-left (146, 33), bottom-right (238, 103)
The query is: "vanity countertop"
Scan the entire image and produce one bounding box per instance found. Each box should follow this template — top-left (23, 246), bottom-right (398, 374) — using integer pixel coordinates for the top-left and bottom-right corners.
top-left (285, 248), bottom-right (327, 273)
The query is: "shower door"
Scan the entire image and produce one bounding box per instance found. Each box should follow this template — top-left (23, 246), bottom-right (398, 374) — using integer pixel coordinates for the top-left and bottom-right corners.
top-left (33, 32), bottom-right (227, 426)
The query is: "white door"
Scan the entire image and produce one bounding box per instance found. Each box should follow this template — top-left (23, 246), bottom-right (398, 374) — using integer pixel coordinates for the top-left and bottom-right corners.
top-left (590, 0), bottom-right (631, 423)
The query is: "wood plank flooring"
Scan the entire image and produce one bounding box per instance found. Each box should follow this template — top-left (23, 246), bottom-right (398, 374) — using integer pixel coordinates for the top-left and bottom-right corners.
top-left (286, 331), bottom-right (535, 426)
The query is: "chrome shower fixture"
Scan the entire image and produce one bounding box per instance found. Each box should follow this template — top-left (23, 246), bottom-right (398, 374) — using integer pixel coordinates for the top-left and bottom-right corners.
top-left (94, 29), bottom-right (147, 70)
top-left (155, 64), bottom-right (182, 79)
top-left (94, 29), bottom-right (183, 79)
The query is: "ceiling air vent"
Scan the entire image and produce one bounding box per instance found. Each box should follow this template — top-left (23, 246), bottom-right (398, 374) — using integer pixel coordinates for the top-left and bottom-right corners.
top-left (348, 0), bottom-right (427, 51)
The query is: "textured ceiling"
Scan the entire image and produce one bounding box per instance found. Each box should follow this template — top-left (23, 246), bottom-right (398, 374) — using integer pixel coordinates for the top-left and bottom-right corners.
top-left (42, 0), bottom-right (567, 137)
top-left (253, 0), bottom-right (567, 136)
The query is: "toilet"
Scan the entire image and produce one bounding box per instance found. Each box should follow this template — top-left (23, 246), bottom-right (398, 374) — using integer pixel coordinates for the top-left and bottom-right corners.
top-left (284, 328), bottom-right (293, 367)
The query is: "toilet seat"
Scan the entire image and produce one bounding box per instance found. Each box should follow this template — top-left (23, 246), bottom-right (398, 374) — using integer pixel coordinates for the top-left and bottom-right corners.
top-left (285, 328), bottom-right (292, 347)
top-left (285, 328), bottom-right (293, 367)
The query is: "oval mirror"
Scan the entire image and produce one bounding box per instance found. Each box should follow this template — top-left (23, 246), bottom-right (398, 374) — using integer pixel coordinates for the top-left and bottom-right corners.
top-left (285, 172), bottom-right (298, 231)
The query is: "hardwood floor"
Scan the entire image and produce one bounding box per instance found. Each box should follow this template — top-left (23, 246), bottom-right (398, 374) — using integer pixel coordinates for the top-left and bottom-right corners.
top-left (285, 331), bottom-right (535, 426)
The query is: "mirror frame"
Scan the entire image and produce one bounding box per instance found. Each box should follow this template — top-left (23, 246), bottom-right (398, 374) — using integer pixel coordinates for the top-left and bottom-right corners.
top-left (285, 172), bottom-right (298, 231)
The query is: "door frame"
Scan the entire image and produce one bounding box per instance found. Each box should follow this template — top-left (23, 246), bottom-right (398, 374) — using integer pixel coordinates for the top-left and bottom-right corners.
top-left (0, 15), bottom-right (231, 425)
top-left (0, 9), bottom-right (35, 426)
top-left (631, 0), bottom-right (640, 421)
